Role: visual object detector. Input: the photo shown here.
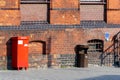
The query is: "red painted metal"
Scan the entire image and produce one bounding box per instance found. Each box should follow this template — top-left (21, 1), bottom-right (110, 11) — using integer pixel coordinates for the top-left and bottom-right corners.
top-left (12, 36), bottom-right (29, 70)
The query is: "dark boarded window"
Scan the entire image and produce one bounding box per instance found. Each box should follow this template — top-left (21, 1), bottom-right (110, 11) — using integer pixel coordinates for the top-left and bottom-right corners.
top-left (20, 0), bottom-right (48, 21)
top-left (87, 39), bottom-right (103, 53)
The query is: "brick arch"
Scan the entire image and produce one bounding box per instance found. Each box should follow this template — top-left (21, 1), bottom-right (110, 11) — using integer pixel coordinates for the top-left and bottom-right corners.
top-left (28, 40), bottom-right (49, 68)
top-left (29, 40), bottom-right (46, 55)
top-left (87, 39), bottom-right (104, 66)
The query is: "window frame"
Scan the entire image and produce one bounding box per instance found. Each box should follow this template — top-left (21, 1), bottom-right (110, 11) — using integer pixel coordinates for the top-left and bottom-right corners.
top-left (80, 0), bottom-right (104, 2)
top-left (21, 0), bottom-right (50, 4)
top-left (80, 0), bottom-right (106, 5)
top-left (87, 39), bottom-right (104, 53)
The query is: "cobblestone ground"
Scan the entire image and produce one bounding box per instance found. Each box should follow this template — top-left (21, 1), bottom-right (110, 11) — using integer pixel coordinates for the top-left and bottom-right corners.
top-left (0, 66), bottom-right (120, 80)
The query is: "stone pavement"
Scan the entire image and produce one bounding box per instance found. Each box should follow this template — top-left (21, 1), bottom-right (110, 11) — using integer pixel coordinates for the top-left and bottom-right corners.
top-left (0, 66), bottom-right (120, 80)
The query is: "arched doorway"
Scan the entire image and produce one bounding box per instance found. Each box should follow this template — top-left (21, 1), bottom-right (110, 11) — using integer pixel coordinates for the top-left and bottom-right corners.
top-left (87, 39), bottom-right (104, 66)
top-left (28, 40), bottom-right (48, 68)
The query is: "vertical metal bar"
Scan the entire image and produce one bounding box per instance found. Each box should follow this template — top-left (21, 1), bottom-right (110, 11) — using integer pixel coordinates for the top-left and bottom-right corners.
top-left (114, 39), bottom-right (116, 66)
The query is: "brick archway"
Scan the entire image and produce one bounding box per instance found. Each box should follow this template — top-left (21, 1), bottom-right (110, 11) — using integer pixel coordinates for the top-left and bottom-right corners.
top-left (87, 39), bottom-right (104, 66)
top-left (28, 40), bottom-right (48, 68)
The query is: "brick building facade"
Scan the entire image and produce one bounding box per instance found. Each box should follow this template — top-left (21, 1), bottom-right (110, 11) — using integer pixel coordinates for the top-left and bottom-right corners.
top-left (0, 0), bottom-right (120, 69)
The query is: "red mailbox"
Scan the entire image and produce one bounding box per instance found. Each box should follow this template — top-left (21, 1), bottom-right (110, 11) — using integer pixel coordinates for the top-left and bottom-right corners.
top-left (12, 36), bottom-right (29, 70)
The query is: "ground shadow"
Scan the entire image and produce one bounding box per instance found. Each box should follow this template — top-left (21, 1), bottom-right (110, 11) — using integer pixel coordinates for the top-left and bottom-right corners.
top-left (47, 37), bottom-right (52, 67)
top-left (79, 75), bottom-right (120, 80)
top-left (74, 45), bottom-right (80, 67)
top-left (6, 38), bottom-right (12, 70)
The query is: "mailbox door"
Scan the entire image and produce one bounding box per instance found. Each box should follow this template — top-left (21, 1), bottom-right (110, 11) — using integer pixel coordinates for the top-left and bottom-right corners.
top-left (17, 39), bottom-right (28, 67)
top-left (23, 39), bottom-right (28, 67)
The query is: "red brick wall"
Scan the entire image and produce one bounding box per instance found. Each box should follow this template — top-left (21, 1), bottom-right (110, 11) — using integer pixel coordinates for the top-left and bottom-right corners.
top-left (50, 0), bottom-right (80, 25)
top-left (0, 28), bottom-right (119, 69)
top-left (50, 10), bottom-right (80, 25)
top-left (107, 10), bottom-right (120, 24)
top-left (0, 0), bottom-right (20, 26)
top-left (51, 0), bottom-right (79, 8)
top-left (107, 0), bottom-right (120, 9)
top-left (0, 0), bottom-right (19, 8)
top-left (29, 43), bottom-right (43, 54)
top-left (44, 28), bottom-right (119, 54)
top-left (0, 0), bottom-right (120, 25)
top-left (106, 0), bottom-right (120, 24)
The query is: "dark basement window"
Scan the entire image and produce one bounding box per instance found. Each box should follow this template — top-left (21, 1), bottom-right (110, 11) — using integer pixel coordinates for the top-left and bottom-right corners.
top-left (87, 39), bottom-right (103, 53)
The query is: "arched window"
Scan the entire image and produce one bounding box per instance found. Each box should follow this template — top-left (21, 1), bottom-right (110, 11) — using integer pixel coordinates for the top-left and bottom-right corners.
top-left (87, 39), bottom-right (103, 53)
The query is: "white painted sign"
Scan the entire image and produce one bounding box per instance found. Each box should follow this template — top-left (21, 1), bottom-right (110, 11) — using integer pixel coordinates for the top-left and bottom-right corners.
top-left (18, 40), bottom-right (23, 44)
top-left (24, 44), bottom-right (28, 47)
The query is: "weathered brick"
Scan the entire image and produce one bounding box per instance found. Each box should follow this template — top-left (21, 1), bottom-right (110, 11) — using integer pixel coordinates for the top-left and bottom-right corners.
top-left (106, 10), bottom-right (120, 24)
top-left (107, 0), bottom-right (120, 9)
top-left (28, 42), bottom-right (43, 54)
top-left (0, 0), bottom-right (20, 9)
top-left (0, 0), bottom-right (20, 8)
top-left (50, 0), bottom-right (80, 25)
top-left (50, 10), bottom-right (80, 25)
top-left (50, 0), bottom-right (79, 9)
top-left (0, 10), bottom-right (20, 26)
top-left (0, 28), bottom-right (120, 69)
top-left (0, 0), bottom-right (6, 7)
top-left (0, 0), bottom-right (20, 26)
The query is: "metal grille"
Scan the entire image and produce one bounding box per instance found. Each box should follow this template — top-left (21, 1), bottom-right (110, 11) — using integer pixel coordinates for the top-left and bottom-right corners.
top-left (88, 39), bottom-right (103, 53)
top-left (101, 31), bottom-right (120, 67)
top-left (113, 32), bottom-right (120, 66)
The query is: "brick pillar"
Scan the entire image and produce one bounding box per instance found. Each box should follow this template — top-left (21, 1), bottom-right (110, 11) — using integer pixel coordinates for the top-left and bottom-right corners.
top-left (106, 0), bottom-right (120, 24)
top-left (0, 0), bottom-right (20, 26)
top-left (50, 0), bottom-right (80, 25)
